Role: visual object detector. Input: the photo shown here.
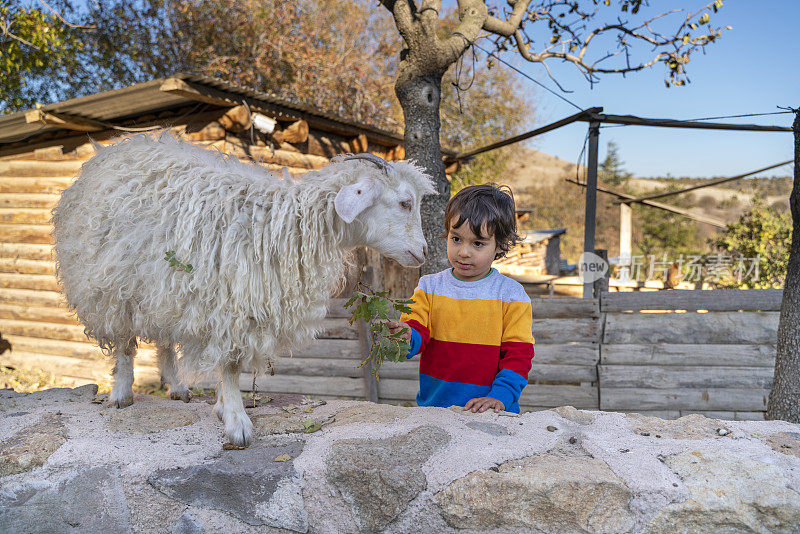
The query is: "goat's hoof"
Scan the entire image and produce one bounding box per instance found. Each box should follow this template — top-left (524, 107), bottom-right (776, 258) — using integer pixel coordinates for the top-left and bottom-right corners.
top-left (110, 394), bottom-right (133, 409)
top-left (169, 385), bottom-right (191, 403)
top-left (224, 413), bottom-right (253, 448)
top-left (213, 401), bottom-right (224, 421)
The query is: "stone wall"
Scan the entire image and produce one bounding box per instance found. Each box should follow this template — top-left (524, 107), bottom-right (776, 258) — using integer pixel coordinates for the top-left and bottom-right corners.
top-left (2, 386), bottom-right (800, 533)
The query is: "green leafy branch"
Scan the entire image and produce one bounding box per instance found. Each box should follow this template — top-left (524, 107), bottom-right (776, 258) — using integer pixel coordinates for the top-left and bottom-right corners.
top-left (164, 250), bottom-right (194, 274)
top-left (344, 282), bottom-right (414, 381)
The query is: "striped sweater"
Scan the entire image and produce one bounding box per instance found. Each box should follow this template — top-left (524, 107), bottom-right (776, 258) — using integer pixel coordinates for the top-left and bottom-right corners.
top-left (401, 268), bottom-right (535, 413)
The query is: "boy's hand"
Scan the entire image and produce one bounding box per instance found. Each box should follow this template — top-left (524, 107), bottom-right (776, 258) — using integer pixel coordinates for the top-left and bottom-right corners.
top-left (385, 320), bottom-right (412, 344)
top-left (464, 397), bottom-right (505, 413)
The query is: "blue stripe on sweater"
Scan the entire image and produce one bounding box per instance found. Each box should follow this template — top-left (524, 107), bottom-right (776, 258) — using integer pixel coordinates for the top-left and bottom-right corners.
top-left (416, 373), bottom-right (521, 413)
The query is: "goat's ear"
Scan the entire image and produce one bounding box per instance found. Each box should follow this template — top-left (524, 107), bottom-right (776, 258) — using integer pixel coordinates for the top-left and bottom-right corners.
top-left (334, 178), bottom-right (381, 223)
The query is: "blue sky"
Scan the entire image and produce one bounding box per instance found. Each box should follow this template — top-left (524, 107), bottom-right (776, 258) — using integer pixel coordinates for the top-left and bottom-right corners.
top-left (493, 1), bottom-right (797, 179)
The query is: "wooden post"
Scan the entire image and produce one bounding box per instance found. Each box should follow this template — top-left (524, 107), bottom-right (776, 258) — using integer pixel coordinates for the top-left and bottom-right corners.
top-left (582, 121), bottom-right (600, 298)
top-left (619, 202), bottom-right (632, 280)
top-left (593, 249), bottom-right (610, 297)
top-left (357, 249), bottom-right (382, 403)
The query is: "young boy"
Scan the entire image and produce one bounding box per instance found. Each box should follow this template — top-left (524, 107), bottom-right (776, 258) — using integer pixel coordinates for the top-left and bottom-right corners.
top-left (388, 184), bottom-right (534, 414)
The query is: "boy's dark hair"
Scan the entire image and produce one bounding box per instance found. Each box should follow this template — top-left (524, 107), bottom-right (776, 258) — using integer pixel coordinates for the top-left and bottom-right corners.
top-left (443, 184), bottom-right (522, 259)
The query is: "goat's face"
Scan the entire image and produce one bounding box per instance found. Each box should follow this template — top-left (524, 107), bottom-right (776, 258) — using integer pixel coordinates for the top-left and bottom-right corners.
top-left (334, 161), bottom-right (436, 267)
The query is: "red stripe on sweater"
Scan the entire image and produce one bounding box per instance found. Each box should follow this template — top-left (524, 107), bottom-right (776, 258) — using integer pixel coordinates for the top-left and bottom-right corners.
top-left (500, 341), bottom-right (535, 378)
top-left (419, 339), bottom-right (502, 386)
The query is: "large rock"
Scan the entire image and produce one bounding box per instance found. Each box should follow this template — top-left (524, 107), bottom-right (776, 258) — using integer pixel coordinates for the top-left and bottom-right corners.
top-left (326, 425), bottom-right (450, 531)
top-left (0, 414), bottom-right (66, 476)
top-left (103, 403), bottom-right (200, 434)
top-left (0, 466), bottom-right (131, 533)
top-left (0, 383), bottom-right (97, 413)
top-left (436, 446), bottom-right (636, 533)
top-left (626, 412), bottom-right (732, 440)
top-left (645, 449), bottom-right (800, 533)
top-left (148, 439), bottom-right (306, 529)
top-left (3, 387), bottom-right (800, 533)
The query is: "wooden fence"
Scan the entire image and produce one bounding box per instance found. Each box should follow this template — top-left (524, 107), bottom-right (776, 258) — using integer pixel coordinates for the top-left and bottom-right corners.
top-left (598, 288), bottom-right (781, 420)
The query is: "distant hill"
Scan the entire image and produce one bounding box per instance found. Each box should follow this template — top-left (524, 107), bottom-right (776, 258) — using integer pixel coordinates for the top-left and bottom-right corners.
top-left (496, 147), bottom-right (792, 263)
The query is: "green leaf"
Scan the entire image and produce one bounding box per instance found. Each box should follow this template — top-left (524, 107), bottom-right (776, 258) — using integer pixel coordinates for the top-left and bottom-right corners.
top-left (303, 418), bottom-right (322, 433)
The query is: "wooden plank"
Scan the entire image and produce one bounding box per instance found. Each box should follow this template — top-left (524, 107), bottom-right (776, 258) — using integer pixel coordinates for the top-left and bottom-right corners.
top-left (240, 373), bottom-right (365, 397)
top-left (0, 243), bottom-right (53, 261)
top-left (5, 334), bottom-right (106, 360)
top-left (600, 343), bottom-right (776, 367)
top-left (25, 109), bottom-right (106, 132)
top-left (533, 343), bottom-right (599, 366)
top-left (531, 297), bottom-right (599, 318)
top-left (600, 387), bottom-right (770, 411)
top-left (288, 339), bottom-right (360, 359)
top-left (325, 298), bottom-right (351, 318)
top-left (531, 364), bottom-right (597, 383)
top-left (603, 311), bottom-right (779, 345)
top-left (519, 384), bottom-right (599, 409)
top-left (534, 317), bottom-right (600, 343)
top-left (0, 160), bottom-right (83, 177)
top-left (0, 319), bottom-right (88, 343)
top-left (0, 208), bottom-right (52, 224)
top-left (316, 318), bottom-right (358, 340)
top-left (0, 258), bottom-right (55, 275)
top-left (0, 178), bottom-right (73, 194)
top-left (0, 302), bottom-right (78, 325)
top-left (0, 224), bottom-right (54, 244)
top-left (376, 379), bottom-right (598, 409)
top-left (598, 365), bottom-right (774, 389)
top-left (601, 288), bottom-right (783, 312)
top-left (272, 357), bottom-right (363, 378)
top-left (0, 273), bottom-right (60, 291)
top-left (0, 288), bottom-right (66, 307)
top-left (0, 193), bottom-right (60, 209)
top-left (734, 411), bottom-right (766, 421)
top-left (0, 351), bottom-right (159, 384)
top-left (3, 333), bottom-right (152, 360)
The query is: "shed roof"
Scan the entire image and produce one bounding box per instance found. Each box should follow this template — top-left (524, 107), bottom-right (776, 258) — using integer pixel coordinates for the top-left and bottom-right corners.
top-left (0, 73), bottom-right (441, 153)
top-left (522, 229), bottom-right (567, 245)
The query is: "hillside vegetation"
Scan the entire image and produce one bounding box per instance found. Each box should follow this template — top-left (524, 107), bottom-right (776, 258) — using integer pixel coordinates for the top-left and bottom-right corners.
top-left (497, 146), bottom-right (792, 264)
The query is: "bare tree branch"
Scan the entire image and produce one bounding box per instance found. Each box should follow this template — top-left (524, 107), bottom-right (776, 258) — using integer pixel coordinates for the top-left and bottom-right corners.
top-left (482, 0), bottom-right (533, 37)
top-left (38, 0), bottom-right (96, 30)
top-left (0, 18), bottom-right (40, 49)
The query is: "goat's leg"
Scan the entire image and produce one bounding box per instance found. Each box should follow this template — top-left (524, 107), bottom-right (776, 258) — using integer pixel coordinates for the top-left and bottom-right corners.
top-left (220, 361), bottom-right (252, 447)
top-left (110, 337), bottom-right (137, 408)
top-left (213, 386), bottom-right (224, 420)
top-left (156, 343), bottom-right (190, 402)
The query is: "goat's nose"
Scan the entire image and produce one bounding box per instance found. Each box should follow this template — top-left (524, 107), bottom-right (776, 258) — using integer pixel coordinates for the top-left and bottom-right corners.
top-left (422, 245), bottom-right (428, 258)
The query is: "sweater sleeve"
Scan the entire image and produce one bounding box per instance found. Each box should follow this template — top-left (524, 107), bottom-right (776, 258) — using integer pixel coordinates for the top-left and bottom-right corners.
top-left (487, 298), bottom-right (534, 409)
top-left (400, 285), bottom-right (430, 358)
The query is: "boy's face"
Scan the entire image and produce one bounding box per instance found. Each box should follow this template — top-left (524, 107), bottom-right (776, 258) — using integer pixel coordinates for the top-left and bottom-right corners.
top-left (446, 215), bottom-right (502, 281)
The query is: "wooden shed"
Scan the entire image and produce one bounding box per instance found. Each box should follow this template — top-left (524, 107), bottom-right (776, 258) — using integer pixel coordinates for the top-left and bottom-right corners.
top-left (0, 73), bottom-right (415, 397)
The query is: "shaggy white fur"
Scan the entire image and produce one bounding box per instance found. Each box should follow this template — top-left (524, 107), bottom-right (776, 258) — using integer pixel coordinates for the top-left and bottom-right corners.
top-left (52, 132), bottom-right (435, 446)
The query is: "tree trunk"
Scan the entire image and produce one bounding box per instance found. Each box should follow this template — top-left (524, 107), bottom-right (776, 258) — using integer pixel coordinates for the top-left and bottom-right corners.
top-left (396, 73), bottom-right (450, 277)
top-left (767, 108), bottom-right (800, 422)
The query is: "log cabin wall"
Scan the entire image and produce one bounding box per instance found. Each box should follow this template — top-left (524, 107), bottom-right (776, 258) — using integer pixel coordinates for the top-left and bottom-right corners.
top-left (0, 100), bottom-right (401, 395)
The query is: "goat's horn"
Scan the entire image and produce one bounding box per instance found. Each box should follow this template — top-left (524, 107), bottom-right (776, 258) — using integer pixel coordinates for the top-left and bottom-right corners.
top-left (341, 153), bottom-right (390, 174)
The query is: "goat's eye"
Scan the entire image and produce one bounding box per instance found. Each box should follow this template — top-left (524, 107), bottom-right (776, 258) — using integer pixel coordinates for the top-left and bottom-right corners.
top-left (400, 200), bottom-right (413, 210)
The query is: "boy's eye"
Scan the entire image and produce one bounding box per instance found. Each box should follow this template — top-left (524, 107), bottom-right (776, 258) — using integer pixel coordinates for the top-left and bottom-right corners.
top-left (474, 242), bottom-right (484, 248)
top-left (451, 236), bottom-right (460, 243)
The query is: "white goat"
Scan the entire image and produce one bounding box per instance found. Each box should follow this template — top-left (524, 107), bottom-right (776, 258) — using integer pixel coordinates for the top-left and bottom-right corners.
top-left (52, 133), bottom-right (435, 446)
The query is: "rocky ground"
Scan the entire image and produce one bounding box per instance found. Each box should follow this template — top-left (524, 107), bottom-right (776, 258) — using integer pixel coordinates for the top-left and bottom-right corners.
top-left (2, 385), bottom-right (800, 533)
